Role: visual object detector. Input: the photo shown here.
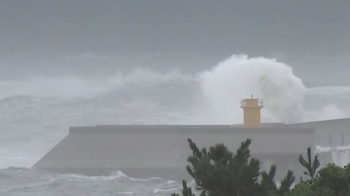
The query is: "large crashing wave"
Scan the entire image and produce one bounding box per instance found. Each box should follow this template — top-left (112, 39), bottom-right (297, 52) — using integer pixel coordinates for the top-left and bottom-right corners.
top-left (0, 55), bottom-right (308, 125)
top-left (197, 55), bottom-right (306, 124)
top-left (0, 54), bottom-right (343, 126)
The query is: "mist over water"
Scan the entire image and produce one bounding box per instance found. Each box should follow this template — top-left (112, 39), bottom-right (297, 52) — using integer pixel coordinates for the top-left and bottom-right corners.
top-left (0, 54), bottom-right (349, 195)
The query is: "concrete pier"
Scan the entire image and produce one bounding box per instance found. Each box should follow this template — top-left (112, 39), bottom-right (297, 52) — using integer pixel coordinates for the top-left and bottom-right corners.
top-left (33, 125), bottom-right (315, 181)
top-left (32, 95), bottom-right (350, 181)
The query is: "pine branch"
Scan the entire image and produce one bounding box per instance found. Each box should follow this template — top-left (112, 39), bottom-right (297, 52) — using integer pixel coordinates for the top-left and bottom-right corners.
top-left (188, 139), bottom-right (202, 158)
top-left (260, 165), bottom-right (277, 194)
top-left (182, 180), bottom-right (196, 196)
top-left (278, 170), bottom-right (295, 194)
top-left (172, 180), bottom-right (197, 196)
top-left (298, 147), bottom-right (320, 180)
top-left (268, 165), bottom-right (276, 179)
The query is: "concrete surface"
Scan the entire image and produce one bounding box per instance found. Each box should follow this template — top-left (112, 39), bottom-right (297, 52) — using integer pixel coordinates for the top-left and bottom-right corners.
top-left (33, 125), bottom-right (315, 181)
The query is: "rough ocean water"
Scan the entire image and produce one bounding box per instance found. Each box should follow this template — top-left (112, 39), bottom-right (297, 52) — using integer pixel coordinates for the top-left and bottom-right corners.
top-left (0, 55), bottom-right (349, 195)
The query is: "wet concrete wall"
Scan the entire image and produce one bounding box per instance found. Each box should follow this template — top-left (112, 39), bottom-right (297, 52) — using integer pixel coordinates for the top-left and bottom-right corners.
top-left (288, 118), bottom-right (350, 147)
top-left (33, 125), bottom-right (315, 181)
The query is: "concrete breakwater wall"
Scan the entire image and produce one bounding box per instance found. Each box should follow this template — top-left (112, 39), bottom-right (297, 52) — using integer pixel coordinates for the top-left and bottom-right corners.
top-left (33, 125), bottom-right (315, 181)
top-left (289, 118), bottom-right (350, 147)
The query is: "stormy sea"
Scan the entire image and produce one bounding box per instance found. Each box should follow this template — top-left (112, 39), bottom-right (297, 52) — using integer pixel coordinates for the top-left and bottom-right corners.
top-left (0, 54), bottom-right (349, 196)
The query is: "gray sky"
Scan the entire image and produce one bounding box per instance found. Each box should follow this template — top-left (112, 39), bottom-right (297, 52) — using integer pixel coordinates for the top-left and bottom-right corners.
top-left (0, 0), bottom-right (349, 82)
top-left (1, 0), bottom-right (349, 56)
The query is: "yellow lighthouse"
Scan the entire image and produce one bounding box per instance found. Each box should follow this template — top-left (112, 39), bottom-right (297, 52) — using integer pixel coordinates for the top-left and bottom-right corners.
top-left (240, 95), bottom-right (263, 128)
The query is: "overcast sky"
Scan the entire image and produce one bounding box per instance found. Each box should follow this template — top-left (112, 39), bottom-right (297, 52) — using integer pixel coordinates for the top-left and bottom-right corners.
top-left (0, 0), bottom-right (349, 82)
top-left (1, 0), bottom-right (349, 56)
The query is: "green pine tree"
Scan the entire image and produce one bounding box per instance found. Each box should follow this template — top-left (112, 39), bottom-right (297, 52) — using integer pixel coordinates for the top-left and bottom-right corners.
top-left (172, 138), bottom-right (295, 196)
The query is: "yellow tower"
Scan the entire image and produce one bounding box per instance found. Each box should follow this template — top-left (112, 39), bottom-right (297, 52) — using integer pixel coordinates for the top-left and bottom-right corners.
top-left (240, 95), bottom-right (263, 128)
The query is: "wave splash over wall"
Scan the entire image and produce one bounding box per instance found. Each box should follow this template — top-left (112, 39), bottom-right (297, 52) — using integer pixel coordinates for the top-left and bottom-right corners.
top-left (1, 54), bottom-right (350, 196)
top-left (197, 55), bottom-right (306, 124)
top-left (0, 54), bottom-right (347, 166)
top-left (0, 54), bottom-right (344, 127)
